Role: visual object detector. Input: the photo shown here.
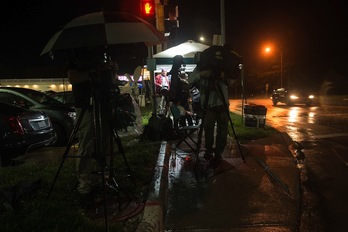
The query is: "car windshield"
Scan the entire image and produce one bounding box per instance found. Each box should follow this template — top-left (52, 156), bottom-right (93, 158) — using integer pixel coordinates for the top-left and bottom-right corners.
top-left (11, 88), bottom-right (64, 105)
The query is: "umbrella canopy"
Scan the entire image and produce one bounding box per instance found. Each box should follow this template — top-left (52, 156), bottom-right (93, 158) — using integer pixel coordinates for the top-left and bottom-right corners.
top-left (41, 11), bottom-right (166, 55)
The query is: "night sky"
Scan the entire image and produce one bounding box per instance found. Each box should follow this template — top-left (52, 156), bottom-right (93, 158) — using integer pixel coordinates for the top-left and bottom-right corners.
top-left (0, 0), bottom-right (347, 85)
top-left (180, 1), bottom-right (348, 75)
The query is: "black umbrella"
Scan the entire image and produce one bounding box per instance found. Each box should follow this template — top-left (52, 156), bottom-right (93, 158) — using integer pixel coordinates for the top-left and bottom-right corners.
top-left (41, 11), bottom-right (166, 114)
top-left (41, 11), bottom-right (166, 55)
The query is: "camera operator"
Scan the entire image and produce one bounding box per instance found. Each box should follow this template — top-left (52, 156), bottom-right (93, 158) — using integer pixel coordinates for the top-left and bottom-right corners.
top-left (67, 54), bottom-right (118, 206)
top-left (168, 55), bottom-right (194, 127)
top-left (168, 55), bottom-right (184, 104)
top-left (188, 45), bottom-right (240, 164)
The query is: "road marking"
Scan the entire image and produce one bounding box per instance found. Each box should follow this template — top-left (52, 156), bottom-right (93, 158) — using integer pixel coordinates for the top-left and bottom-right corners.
top-left (313, 133), bottom-right (348, 139)
top-left (332, 148), bottom-right (348, 166)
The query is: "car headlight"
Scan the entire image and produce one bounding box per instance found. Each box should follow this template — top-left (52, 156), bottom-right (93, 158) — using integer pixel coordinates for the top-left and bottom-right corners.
top-left (290, 95), bottom-right (298, 100)
top-left (308, 95), bottom-right (314, 99)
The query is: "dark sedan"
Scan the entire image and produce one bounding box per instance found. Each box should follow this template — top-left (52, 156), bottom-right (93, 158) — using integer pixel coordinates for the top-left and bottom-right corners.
top-left (271, 88), bottom-right (316, 106)
top-left (50, 90), bottom-right (142, 136)
top-left (0, 87), bottom-right (76, 146)
top-left (0, 102), bottom-right (56, 165)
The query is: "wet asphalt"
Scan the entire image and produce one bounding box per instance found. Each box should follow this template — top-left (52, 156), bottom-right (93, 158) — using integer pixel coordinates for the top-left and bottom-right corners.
top-left (137, 132), bottom-right (302, 232)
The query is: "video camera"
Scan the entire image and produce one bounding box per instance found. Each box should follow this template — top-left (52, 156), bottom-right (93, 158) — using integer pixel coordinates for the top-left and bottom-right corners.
top-left (68, 51), bottom-right (120, 110)
top-left (194, 45), bottom-right (242, 80)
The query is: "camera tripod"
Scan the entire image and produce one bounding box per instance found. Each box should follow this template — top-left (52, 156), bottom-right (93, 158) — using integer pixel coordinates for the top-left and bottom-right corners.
top-left (193, 71), bottom-right (245, 170)
top-left (46, 76), bottom-right (142, 232)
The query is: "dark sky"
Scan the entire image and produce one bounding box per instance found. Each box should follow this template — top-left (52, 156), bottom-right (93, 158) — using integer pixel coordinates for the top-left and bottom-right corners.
top-left (180, 1), bottom-right (348, 75)
top-left (0, 0), bottom-right (347, 79)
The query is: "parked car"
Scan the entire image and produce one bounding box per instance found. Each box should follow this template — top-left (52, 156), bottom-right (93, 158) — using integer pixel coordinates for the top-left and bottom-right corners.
top-left (271, 88), bottom-right (315, 106)
top-left (50, 91), bottom-right (75, 108)
top-left (0, 87), bottom-right (76, 146)
top-left (0, 102), bottom-right (56, 165)
top-left (51, 90), bottom-right (143, 137)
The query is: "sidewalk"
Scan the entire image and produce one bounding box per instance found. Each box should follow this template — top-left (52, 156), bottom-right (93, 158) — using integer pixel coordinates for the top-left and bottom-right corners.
top-left (137, 132), bottom-right (301, 231)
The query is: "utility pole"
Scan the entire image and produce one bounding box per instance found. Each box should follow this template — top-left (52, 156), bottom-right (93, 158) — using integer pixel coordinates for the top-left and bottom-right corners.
top-left (280, 51), bottom-right (283, 88)
top-left (220, 0), bottom-right (225, 45)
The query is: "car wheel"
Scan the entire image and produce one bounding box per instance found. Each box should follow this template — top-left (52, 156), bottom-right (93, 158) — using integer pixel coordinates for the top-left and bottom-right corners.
top-left (272, 100), bottom-right (277, 106)
top-left (51, 123), bottom-right (67, 147)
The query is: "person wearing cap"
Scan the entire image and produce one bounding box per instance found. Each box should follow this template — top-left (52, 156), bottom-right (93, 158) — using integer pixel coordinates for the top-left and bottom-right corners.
top-left (168, 55), bottom-right (184, 104)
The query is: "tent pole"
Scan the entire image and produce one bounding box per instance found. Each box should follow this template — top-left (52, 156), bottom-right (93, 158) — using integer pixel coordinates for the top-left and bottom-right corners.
top-left (148, 46), bottom-right (157, 115)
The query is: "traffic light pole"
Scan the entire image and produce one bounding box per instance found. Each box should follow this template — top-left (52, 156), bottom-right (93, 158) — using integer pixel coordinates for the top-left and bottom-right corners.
top-left (220, 0), bottom-right (225, 45)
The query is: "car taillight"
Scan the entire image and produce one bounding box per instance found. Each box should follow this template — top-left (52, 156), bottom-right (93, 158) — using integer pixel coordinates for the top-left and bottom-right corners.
top-left (3, 116), bottom-right (25, 134)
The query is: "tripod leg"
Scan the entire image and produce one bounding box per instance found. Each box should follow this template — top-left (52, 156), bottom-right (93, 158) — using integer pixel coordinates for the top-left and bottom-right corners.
top-left (194, 84), bottom-right (212, 169)
top-left (194, 110), bottom-right (205, 171)
top-left (107, 108), bottom-right (139, 195)
top-left (111, 128), bottom-right (138, 189)
top-left (215, 82), bottom-right (245, 162)
top-left (91, 96), bottom-right (110, 231)
top-left (47, 108), bottom-right (86, 200)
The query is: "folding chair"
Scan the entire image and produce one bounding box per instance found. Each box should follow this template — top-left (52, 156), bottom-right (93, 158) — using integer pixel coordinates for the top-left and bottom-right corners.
top-left (170, 104), bottom-right (201, 152)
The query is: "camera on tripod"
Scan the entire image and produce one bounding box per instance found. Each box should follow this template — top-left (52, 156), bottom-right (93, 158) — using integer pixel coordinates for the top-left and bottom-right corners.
top-left (194, 45), bottom-right (242, 80)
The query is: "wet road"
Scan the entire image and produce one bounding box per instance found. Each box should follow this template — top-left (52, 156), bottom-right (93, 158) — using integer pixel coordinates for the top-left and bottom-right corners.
top-left (230, 98), bottom-right (348, 141)
top-left (230, 98), bottom-right (348, 231)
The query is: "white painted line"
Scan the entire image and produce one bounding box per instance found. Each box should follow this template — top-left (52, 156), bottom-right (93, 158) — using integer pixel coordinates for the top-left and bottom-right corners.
top-left (313, 133), bottom-right (348, 139)
top-left (332, 148), bottom-right (348, 166)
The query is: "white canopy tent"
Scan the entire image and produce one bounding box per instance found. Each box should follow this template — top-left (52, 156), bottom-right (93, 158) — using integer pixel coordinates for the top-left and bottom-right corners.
top-left (153, 40), bottom-right (210, 73)
top-left (154, 40), bottom-right (209, 58)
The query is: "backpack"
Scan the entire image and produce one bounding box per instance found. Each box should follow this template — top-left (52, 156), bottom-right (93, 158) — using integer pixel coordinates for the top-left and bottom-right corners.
top-left (142, 115), bottom-right (175, 141)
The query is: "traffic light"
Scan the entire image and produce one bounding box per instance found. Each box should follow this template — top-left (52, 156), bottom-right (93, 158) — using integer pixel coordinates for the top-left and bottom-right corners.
top-left (141, 0), bottom-right (155, 25)
top-left (141, 0), bottom-right (155, 16)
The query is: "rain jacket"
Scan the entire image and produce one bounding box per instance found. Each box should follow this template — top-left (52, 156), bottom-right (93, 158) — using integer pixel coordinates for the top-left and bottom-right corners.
top-left (188, 67), bottom-right (232, 110)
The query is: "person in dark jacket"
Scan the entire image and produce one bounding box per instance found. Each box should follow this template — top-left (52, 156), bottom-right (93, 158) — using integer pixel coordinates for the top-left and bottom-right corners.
top-left (67, 55), bottom-right (118, 206)
top-left (188, 45), bottom-right (241, 164)
top-left (168, 55), bottom-right (184, 104)
top-left (168, 55), bottom-right (193, 127)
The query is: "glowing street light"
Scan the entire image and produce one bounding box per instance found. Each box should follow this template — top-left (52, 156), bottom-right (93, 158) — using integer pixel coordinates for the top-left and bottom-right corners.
top-left (264, 46), bottom-right (283, 88)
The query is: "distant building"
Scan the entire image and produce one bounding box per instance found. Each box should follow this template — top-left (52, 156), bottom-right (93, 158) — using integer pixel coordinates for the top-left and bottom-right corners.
top-left (0, 78), bottom-right (71, 92)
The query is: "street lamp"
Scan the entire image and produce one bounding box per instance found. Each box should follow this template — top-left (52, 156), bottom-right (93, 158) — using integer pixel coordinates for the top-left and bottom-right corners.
top-left (264, 46), bottom-right (283, 88)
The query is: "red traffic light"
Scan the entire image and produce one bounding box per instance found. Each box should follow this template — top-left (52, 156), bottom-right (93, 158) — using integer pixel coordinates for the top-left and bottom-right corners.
top-left (142, 0), bottom-right (155, 15)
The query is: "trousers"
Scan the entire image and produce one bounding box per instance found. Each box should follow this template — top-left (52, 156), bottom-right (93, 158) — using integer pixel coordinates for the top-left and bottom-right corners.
top-left (75, 108), bottom-right (111, 194)
top-left (203, 107), bottom-right (229, 157)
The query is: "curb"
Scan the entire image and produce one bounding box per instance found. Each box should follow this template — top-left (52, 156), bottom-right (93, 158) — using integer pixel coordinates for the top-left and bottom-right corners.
top-left (136, 141), bottom-right (170, 232)
top-left (250, 132), bottom-right (302, 200)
